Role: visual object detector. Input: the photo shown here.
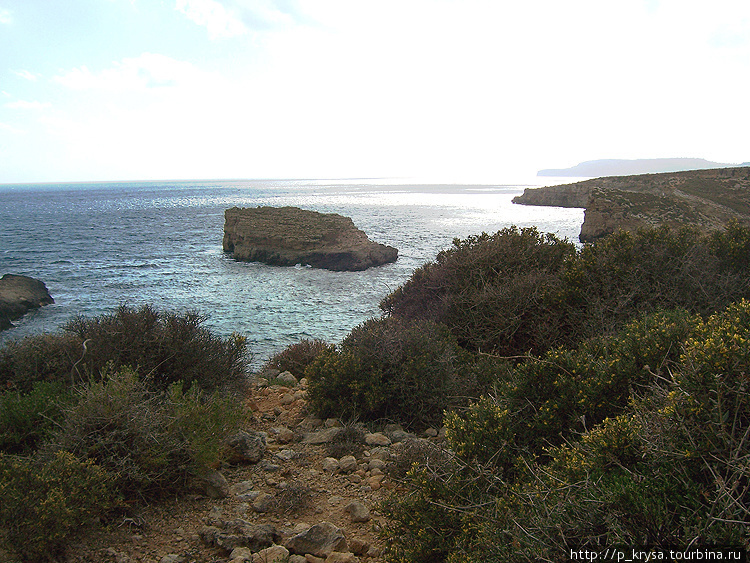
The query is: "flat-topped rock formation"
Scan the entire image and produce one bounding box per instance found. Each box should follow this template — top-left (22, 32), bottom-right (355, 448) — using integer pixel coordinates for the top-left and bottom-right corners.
top-left (0, 274), bottom-right (54, 331)
top-left (223, 206), bottom-right (398, 271)
top-left (513, 167), bottom-right (750, 242)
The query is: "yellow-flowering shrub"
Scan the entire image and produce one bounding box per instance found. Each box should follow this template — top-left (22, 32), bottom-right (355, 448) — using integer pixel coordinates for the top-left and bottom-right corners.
top-left (0, 451), bottom-right (120, 561)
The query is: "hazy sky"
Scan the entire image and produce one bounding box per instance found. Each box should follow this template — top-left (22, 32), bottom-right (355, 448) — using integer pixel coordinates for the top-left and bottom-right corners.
top-left (1, 0), bottom-right (748, 183)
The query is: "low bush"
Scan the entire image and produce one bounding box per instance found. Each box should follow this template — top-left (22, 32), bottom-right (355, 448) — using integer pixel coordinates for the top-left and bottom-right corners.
top-left (381, 226), bottom-right (575, 356)
top-left (263, 338), bottom-right (329, 377)
top-left (0, 381), bottom-right (72, 455)
top-left (63, 304), bottom-right (249, 393)
top-left (326, 421), bottom-right (367, 459)
top-left (0, 451), bottom-right (120, 562)
top-left (381, 223), bottom-right (750, 358)
top-left (0, 305), bottom-right (250, 395)
top-left (0, 332), bottom-right (82, 393)
top-left (44, 367), bottom-right (246, 500)
top-left (166, 379), bottom-right (248, 477)
top-left (272, 483), bottom-right (314, 516)
top-left (442, 308), bottom-right (699, 476)
top-left (382, 302), bottom-right (750, 561)
top-left (306, 317), bottom-right (472, 430)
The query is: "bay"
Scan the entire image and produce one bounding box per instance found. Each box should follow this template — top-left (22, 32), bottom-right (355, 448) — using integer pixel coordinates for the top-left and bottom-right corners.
top-left (0, 178), bottom-right (584, 367)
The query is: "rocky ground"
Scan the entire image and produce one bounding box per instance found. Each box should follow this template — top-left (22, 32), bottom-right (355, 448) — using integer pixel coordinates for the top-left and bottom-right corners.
top-left (58, 373), bottom-right (444, 563)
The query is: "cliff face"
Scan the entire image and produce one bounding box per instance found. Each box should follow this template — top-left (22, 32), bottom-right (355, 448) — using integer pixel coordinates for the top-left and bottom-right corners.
top-left (223, 207), bottom-right (398, 271)
top-left (0, 274), bottom-right (54, 331)
top-left (513, 167), bottom-right (750, 242)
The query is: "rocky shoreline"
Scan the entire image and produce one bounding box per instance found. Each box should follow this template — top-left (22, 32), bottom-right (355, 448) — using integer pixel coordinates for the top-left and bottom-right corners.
top-left (513, 166), bottom-right (750, 242)
top-left (0, 274), bottom-right (54, 331)
top-left (223, 207), bottom-right (398, 272)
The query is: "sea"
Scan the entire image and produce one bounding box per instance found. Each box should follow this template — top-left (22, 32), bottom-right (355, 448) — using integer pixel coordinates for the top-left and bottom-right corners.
top-left (0, 177), bottom-right (585, 368)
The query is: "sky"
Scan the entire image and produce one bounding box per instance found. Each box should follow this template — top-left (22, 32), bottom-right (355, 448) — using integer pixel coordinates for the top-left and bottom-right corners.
top-left (0, 0), bottom-right (749, 183)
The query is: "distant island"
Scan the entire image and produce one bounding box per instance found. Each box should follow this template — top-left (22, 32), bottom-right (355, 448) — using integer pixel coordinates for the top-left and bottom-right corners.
top-left (514, 166), bottom-right (750, 242)
top-left (538, 158), bottom-right (745, 177)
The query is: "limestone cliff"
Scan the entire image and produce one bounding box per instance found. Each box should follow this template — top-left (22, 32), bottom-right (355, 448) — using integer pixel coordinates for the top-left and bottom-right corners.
top-left (513, 167), bottom-right (750, 242)
top-left (0, 274), bottom-right (54, 331)
top-left (223, 207), bottom-right (398, 271)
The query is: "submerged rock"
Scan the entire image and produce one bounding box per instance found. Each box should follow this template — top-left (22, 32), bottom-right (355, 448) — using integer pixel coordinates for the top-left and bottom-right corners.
top-left (223, 206), bottom-right (398, 271)
top-left (0, 274), bottom-right (54, 331)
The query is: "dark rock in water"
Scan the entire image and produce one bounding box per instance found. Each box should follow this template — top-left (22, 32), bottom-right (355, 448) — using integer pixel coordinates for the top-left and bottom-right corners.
top-left (0, 274), bottom-right (54, 331)
top-left (223, 206), bottom-right (398, 271)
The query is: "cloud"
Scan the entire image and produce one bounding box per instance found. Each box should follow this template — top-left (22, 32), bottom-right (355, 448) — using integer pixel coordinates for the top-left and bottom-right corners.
top-left (175, 0), bottom-right (247, 38)
top-left (12, 69), bottom-right (40, 81)
top-left (0, 8), bottom-right (11, 24)
top-left (0, 121), bottom-right (23, 134)
top-left (53, 53), bottom-right (213, 91)
top-left (174, 0), bottom-right (306, 38)
top-left (5, 100), bottom-right (51, 110)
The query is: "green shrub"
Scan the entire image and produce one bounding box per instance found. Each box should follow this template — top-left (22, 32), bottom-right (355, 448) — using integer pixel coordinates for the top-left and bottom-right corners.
top-left (529, 309), bottom-right (695, 449)
top-left (381, 226), bottom-right (575, 356)
top-left (0, 451), bottom-right (120, 562)
top-left (63, 304), bottom-right (249, 393)
top-left (306, 318), bottom-right (470, 430)
top-left (0, 305), bottom-right (250, 395)
top-left (44, 368), bottom-right (182, 498)
top-left (444, 396), bottom-right (515, 471)
top-left (557, 224), bottom-right (750, 343)
top-left (384, 302), bottom-right (750, 561)
top-left (380, 450), bottom-right (467, 563)
top-left (263, 338), bottom-right (329, 377)
top-left (381, 223), bottom-right (750, 358)
top-left (44, 367), bottom-right (245, 500)
top-left (0, 381), bottom-right (72, 455)
top-left (166, 379), bottom-right (248, 476)
top-left (667, 299), bottom-right (750, 526)
top-left (0, 333), bottom-right (82, 393)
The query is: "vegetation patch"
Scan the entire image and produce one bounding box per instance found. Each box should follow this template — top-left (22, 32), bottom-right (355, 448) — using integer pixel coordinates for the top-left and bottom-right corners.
top-left (0, 306), bottom-right (250, 561)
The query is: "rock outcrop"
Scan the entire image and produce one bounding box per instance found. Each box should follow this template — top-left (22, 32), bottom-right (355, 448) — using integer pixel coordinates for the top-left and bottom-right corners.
top-left (513, 167), bottom-right (750, 242)
top-left (223, 207), bottom-right (398, 271)
top-left (0, 274), bottom-right (54, 331)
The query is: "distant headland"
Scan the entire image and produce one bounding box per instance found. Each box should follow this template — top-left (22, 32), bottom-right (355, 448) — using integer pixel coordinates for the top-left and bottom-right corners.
top-left (538, 158), bottom-right (747, 177)
top-left (515, 166), bottom-right (750, 242)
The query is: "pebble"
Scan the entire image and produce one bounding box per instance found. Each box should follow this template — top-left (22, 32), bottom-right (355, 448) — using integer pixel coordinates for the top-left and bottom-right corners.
top-left (252, 492), bottom-right (274, 513)
top-left (275, 449), bottom-right (297, 461)
top-left (280, 393), bottom-right (297, 405)
top-left (276, 371), bottom-right (298, 386)
top-left (322, 457), bottom-right (340, 472)
top-left (365, 432), bottom-right (391, 446)
top-left (338, 455), bottom-right (357, 473)
top-left (344, 500), bottom-right (371, 523)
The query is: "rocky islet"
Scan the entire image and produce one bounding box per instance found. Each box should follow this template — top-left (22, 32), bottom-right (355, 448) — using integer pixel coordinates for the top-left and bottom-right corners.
top-left (0, 273), bottom-right (54, 331)
top-left (223, 206), bottom-right (398, 272)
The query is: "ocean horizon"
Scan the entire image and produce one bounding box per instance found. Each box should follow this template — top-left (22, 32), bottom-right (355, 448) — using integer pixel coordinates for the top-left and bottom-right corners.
top-left (0, 177), bottom-right (585, 367)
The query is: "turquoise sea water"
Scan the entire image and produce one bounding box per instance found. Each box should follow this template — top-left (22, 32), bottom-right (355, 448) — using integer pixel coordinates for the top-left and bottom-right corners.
top-left (0, 178), bottom-right (584, 366)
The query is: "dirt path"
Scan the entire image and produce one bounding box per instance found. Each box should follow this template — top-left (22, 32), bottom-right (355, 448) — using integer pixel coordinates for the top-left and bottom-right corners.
top-left (61, 378), bottom-right (427, 563)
